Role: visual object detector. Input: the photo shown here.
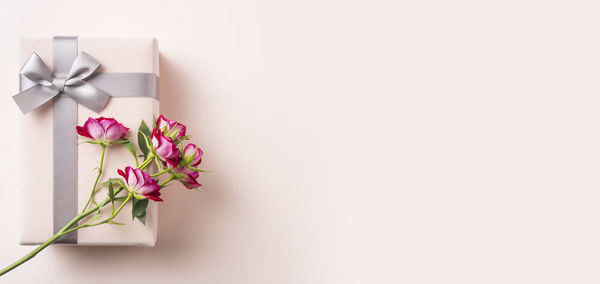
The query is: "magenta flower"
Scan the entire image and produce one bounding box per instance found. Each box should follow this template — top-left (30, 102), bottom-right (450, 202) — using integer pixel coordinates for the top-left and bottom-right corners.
top-left (151, 128), bottom-right (180, 167)
top-left (117, 166), bottom-right (162, 201)
top-left (172, 166), bottom-right (202, 189)
top-left (76, 117), bottom-right (129, 142)
top-left (182, 144), bottom-right (203, 166)
top-left (156, 115), bottom-right (186, 140)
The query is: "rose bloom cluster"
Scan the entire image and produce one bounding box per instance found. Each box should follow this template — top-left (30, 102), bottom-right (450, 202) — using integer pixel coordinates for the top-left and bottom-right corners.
top-left (77, 115), bottom-right (204, 202)
top-left (151, 115), bottom-right (204, 190)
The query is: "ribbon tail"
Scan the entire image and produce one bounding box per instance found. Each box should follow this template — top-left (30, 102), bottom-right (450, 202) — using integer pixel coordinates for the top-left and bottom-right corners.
top-left (13, 85), bottom-right (60, 114)
top-left (64, 82), bottom-right (110, 113)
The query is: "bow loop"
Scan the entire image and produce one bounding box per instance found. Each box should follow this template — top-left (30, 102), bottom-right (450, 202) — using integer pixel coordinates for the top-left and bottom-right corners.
top-left (13, 52), bottom-right (110, 114)
top-left (66, 52), bottom-right (101, 82)
top-left (20, 53), bottom-right (53, 87)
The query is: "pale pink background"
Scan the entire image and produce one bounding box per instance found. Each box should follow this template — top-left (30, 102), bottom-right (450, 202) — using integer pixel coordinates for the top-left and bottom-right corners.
top-left (6, 0), bottom-right (600, 284)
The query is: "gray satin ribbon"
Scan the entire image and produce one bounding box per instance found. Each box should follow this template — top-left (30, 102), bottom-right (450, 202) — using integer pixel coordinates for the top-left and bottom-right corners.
top-left (16, 36), bottom-right (159, 244)
top-left (52, 36), bottom-right (79, 243)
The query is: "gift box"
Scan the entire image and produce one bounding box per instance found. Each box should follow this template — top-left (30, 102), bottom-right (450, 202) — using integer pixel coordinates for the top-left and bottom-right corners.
top-left (17, 37), bottom-right (160, 246)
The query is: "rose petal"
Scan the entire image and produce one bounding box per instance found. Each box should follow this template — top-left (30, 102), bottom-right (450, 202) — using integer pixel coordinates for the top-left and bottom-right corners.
top-left (133, 168), bottom-right (145, 189)
top-left (117, 169), bottom-right (127, 179)
top-left (156, 115), bottom-right (170, 129)
top-left (126, 167), bottom-right (138, 188)
top-left (76, 126), bottom-right (92, 139)
top-left (138, 183), bottom-right (159, 195)
top-left (144, 193), bottom-right (163, 202)
top-left (83, 118), bottom-right (104, 140)
top-left (98, 117), bottom-right (116, 131)
top-left (175, 123), bottom-right (186, 138)
top-left (105, 123), bottom-right (128, 141)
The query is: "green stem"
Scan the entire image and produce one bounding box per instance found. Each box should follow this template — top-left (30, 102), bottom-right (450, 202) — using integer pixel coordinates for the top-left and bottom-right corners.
top-left (160, 175), bottom-right (176, 187)
top-left (138, 154), bottom-right (154, 171)
top-left (64, 193), bottom-right (132, 234)
top-left (0, 190), bottom-right (121, 276)
top-left (154, 158), bottom-right (163, 171)
top-left (82, 145), bottom-right (106, 213)
top-left (151, 168), bottom-right (172, 177)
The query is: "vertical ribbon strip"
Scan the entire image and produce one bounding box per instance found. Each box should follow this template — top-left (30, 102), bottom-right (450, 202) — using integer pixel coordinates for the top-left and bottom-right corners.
top-left (52, 36), bottom-right (79, 243)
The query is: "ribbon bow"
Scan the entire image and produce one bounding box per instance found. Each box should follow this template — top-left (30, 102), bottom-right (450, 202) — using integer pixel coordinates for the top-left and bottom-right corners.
top-left (13, 52), bottom-right (110, 114)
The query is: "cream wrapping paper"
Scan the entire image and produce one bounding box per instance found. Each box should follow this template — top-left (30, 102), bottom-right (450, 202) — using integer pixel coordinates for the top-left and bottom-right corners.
top-left (19, 37), bottom-right (160, 246)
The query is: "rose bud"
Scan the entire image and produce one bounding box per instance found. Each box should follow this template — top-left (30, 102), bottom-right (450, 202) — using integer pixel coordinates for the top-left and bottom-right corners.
top-left (172, 166), bottom-right (202, 189)
top-left (151, 128), bottom-right (180, 167)
top-left (181, 144), bottom-right (204, 167)
top-left (156, 115), bottom-right (186, 140)
top-left (76, 117), bottom-right (129, 143)
top-left (117, 166), bottom-right (162, 201)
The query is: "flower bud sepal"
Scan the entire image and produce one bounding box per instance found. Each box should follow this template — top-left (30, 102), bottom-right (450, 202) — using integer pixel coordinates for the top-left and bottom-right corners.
top-left (133, 192), bottom-right (149, 200)
top-left (187, 167), bottom-right (209, 173)
top-left (78, 138), bottom-right (133, 148)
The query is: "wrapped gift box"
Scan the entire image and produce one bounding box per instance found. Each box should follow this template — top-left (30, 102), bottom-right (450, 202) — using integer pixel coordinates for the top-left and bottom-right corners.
top-left (18, 37), bottom-right (160, 246)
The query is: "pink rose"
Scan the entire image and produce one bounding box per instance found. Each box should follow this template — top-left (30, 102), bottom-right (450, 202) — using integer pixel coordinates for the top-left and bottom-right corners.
top-left (182, 144), bottom-right (203, 166)
top-left (156, 115), bottom-right (186, 140)
top-left (76, 117), bottom-right (129, 142)
top-left (151, 128), bottom-right (180, 167)
top-left (117, 166), bottom-right (162, 201)
top-left (172, 166), bottom-right (202, 189)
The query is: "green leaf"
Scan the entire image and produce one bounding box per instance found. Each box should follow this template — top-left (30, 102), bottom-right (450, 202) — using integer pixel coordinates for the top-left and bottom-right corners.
top-left (138, 120), bottom-right (151, 159)
top-left (108, 179), bottom-right (115, 208)
top-left (108, 221), bottom-right (126, 226)
top-left (110, 139), bottom-right (129, 145)
top-left (101, 179), bottom-right (122, 187)
top-left (140, 120), bottom-right (151, 137)
top-left (122, 140), bottom-right (139, 166)
top-left (143, 134), bottom-right (152, 153)
top-left (76, 141), bottom-right (97, 146)
top-left (137, 213), bottom-right (146, 225)
top-left (188, 167), bottom-right (209, 173)
top-left (131, 198), bottom-right (149, 225)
